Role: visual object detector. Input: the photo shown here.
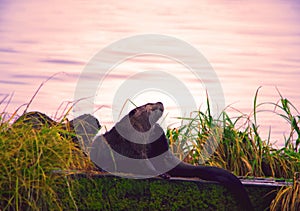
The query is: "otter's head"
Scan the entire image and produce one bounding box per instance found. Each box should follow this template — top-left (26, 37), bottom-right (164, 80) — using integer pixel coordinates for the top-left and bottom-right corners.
top-left (128, 102), bottom-right (164, 132)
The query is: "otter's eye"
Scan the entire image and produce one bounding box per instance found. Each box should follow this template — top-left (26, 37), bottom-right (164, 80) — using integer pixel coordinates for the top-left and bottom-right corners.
top-left (129, 109), bottom-right (137, 117)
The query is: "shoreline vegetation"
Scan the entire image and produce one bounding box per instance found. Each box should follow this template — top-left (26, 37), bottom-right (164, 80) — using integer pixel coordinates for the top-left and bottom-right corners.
top-left (0, 86), bottom-right (299, 210)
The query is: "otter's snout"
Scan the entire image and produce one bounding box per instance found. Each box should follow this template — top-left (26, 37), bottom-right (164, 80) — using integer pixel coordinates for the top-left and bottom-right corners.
top-left (148, 102), bottom-right (164, 125)
top-left (151, 102), bottom-right (164, 112)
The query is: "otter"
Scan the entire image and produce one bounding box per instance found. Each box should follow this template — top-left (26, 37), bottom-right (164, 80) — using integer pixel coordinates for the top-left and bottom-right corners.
top-left (89, 102), bottom-right (254, 210)
top-left (13, 111), bottom-right (101, 153)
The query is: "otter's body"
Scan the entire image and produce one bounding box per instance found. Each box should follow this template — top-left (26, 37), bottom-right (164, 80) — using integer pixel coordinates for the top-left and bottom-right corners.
top-left (90, 102), bottom-right (253, 210)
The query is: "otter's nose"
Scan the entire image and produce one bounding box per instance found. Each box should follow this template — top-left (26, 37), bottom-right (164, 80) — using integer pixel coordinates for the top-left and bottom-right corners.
top-left (154, 102), bottom-right (164, 112)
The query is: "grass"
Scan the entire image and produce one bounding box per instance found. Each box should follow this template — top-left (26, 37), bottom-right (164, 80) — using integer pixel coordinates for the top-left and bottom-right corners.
top-left (0, 84), bottom-right (299, 210)
top-left (166, 87), bottom-right (300, 210)
top-left (270, 172), bottom-right (300, 211)
top-left (0, 107), bottom-right (94, 210)
top-left (167, 88), bottom-right (299, 178)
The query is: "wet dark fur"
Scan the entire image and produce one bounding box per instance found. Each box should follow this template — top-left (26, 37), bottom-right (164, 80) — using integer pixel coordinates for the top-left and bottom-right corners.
top-left (96, 102), bottom-right (253, 210)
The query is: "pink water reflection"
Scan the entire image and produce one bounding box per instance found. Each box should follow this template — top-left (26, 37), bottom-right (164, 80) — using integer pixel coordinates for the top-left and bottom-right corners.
top-left (0, 0), bottom-right (300, 146)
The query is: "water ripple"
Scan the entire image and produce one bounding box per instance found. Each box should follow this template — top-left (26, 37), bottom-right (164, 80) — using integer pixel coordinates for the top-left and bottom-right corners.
top-left (0, 48), bottom-right (19, 53)
top-left (12, 74), bottom-right (55, 80)
top-left (39, 59), bottom-right (85, 65)
top-left (0, 80), bottom-right (28, 85)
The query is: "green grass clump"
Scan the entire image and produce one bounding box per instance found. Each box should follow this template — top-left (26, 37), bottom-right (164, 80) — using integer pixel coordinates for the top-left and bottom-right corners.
top-left (0, 112), bottom-right (94, 210)
top-left (270, 172), bottom-right (300, 211)
top-left (167, 88), bottom-right (300, 179)
top-left (166, 87), bottom-right (300, 210)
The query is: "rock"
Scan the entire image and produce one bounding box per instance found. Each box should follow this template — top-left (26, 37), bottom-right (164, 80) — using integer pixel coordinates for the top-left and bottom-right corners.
top-left (69, 114), bottom-right (101, 154)
top-left (13, 111), bottom-right (57, 129)
top-left (13, 111), bottom-right (101, 155)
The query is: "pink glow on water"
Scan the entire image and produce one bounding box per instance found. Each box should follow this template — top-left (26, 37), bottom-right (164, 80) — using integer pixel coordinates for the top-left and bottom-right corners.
top-left (1, 0), bottom-right (300, 146)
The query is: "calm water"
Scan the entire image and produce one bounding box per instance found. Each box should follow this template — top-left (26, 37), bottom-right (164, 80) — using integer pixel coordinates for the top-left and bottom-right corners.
top-left (1, 0), bottom-right (300, 147)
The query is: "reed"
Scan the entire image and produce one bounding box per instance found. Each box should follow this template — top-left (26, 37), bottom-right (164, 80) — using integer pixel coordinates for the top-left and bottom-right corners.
top-left (270, 172), bottom-right (300, 211)
top-left (0, 81), bottom-right (95, 210)
top-left (167, 87), bottom-right (300, 178)
top-left (166, 87), bottom-right (300, 210)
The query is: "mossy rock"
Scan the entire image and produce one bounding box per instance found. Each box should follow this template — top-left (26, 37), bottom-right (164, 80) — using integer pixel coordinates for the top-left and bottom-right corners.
top-left (55, 174), bottom-right (280, 211)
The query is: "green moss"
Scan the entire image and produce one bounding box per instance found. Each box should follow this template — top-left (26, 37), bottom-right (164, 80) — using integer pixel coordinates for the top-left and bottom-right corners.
top-left (148, 179), bottom-right (238, 211)
top-left (53, 175), bottom-right (279, 211)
